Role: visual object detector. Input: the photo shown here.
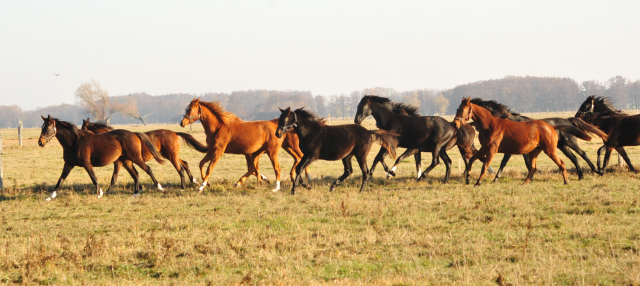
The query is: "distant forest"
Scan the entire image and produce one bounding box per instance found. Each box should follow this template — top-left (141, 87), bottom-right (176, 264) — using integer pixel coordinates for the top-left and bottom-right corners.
top-left (1, 75), bottom-right (640, 128)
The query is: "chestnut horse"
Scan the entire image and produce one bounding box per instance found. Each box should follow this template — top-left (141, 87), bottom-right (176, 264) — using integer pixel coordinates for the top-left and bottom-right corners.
top-left (179, 98), bottom-right (307, 193)
top-left (38, 115), bottom-right (165, 200)
top-left (81, 118), bottom-right (208, 189)
top-left (453, 97), bottom-right (599, 185)
top-left (276, 107), bottom-right (398, 194)
top-left (575, 95), bottom-right (640, 173)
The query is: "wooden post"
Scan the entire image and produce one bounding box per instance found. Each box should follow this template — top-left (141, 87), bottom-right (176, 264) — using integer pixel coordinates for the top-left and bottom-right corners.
top-left (0, 134), bottom-right (3, 190)
top-left (18, 119), bottom-right (23, 147)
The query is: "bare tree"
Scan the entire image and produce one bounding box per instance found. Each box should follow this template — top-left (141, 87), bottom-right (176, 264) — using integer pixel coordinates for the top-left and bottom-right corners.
top-left (75, 80), bottom-right (142, 124)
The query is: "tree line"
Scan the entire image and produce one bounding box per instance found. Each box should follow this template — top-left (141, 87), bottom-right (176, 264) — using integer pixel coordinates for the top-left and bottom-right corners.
top-left (2, 75), bottom-right (639, 128)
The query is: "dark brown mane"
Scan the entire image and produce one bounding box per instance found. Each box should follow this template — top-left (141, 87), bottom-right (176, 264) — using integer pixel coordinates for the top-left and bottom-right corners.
top-left (470, 98), bottom-right (518, 118)
top-left (198, 100), bottom-right (241, 126)
top-left (391, 102), bottom-right (420, 116)
top-left (294, 108), bottom-right (326, 126)
top-left (594, 96), bottom-right (625, 115)
top-left (52, 118), bottom-right (84, 136)
top-left (91, 121), bottom-right (113, 131)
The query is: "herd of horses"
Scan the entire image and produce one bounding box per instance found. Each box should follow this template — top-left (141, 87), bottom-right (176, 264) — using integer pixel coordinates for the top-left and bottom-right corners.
top-left (36, 95), bottom-right (638, 200)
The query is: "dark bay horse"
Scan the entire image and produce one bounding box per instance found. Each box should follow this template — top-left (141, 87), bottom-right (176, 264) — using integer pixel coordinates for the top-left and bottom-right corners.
top-left (575, 95), bottom-right (640, 173)
top-left (354, 95), bottom-right (456, 183)
top-left (470, 98), bottom-right (607, 180)
top-left (38, 115), bottom-right (165, 200)
top-left (81, 118), bottom-right (208, 189)
top-left (180, 98), bottom-right (306, 193)
top-left (453, 98), bottom-right (600, 185)
top-left (276, 107), bottom-right (398, 194)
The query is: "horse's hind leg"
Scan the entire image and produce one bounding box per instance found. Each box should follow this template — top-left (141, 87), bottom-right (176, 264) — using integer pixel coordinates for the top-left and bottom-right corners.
top-left (616, 147), bottom-right (636, 172)
top-left (356, 154), bottom-right (370, 192)
top-left (418, 146), bottom-right (443, 182)
top-left (330, 155), bottom-right (354, 192)
top-left (46, 163), bottom-right (75, 201)
top-left (439, 148), bottom-right (452, 183)
top-left (180, 159), bottom-right (197, 185)
top-left (121, 160), bottom-right (142, 196)
top-left (601, 146), bottom-right (615, 174)
top-left (292, 154), bottom-right (316, 194)
top-left (558, 143), bottom-right (583, 180)
top-left (492, 154), bottom-right (511, 183)
top-left (235, 154), bottom-right (258, 187)
top-left (167, 155), bottom-right (187, 189)
top-left (82, 163), bottom-right (104, 199)
top-left (132, 159), bottom-right (164, 192)
top-left (266, 148), bottom-right (282, 192)
top-left (566, 135), bottom-right (600, 175)
top-left (387, 149), bottom-right (419, 179)
top-left (369, 147), bottom-right (388, 176)
top-left (542, 147), bottom-right (568, 184)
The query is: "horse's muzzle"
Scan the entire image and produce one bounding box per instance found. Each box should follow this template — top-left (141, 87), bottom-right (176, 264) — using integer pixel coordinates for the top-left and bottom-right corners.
top-left (275, 127), bottom-right (285, 138)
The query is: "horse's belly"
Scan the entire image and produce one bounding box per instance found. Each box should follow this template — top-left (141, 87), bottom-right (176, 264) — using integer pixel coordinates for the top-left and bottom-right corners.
top-left (498, 134), bottom-right (538, 154)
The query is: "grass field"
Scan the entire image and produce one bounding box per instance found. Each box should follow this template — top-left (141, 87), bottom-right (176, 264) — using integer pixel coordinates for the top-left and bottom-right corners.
top-left (1, 113), bottom-right (640, 285)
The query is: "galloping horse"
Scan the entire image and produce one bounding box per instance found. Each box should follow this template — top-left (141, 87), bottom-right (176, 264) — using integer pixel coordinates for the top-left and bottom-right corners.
top-left (354, 95), bottom-right (456, 183)
top-left (82, 118), bottom-right (208, 189)
top-left (470, 98), bottom-right (607, 181)
top-left (180, 98), bottom-right (306, 193)
top-left (354, 96), bottom-right (490, 181)
top-left (453, 98), bottom-right (600, 185)
top-left (276, 107), bottom-right (398, 194)
top-left (38, 115), bottom-right (166, 200)
top-left (575, 95), bottom-right (640, 173)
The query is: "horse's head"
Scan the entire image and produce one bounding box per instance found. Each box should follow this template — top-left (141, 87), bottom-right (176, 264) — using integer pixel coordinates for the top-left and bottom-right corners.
top-left (453, 97), bottom-right (473, 129)
top-left (276, 107), bottom-right (296, 138)
top-left (81, 117), bottom-right (91, 131)
top-left (575, 95), bottom-right (597, 117)
top-left (39, 115), bottom-right (57, 147)
top-left (354, 95), bottom-right (373, 124)
top-left (180, 98), bottom-right (202, 127)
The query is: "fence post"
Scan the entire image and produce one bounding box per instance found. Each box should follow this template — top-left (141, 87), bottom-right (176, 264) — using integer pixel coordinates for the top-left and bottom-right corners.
top-left (0, 134), bottom-right (3, 190)
top-left (18, 119), bottom-right (23, 147)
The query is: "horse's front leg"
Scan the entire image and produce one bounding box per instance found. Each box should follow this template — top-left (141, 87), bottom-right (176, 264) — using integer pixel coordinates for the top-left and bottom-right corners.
top-left (388, 148), bottom-right (419, 179)
top-left (466, 145), bottom-right (491, 185)
top-left (368, 147), bottom-right (388, 176)
top-left (292, 154), bottom-right (316, 194)
top-left (492, 154), bottom-right (511, 183)
top-left (46, 163), bottom-right (75, 201)
top-left (475, 146), bottom-right (498, 186)
top-left (108, 160), bottom-right (123, 192)
top-left (330, 156), bottom-right (354, 192)
top-left (83, 163), bottom-right (103, 199)
top-left (198, 147), bottom-right (225, 193)
top-left (596, 145), bottom-right (606, 172)
top-left (601, 146), bottom-right (614, 174)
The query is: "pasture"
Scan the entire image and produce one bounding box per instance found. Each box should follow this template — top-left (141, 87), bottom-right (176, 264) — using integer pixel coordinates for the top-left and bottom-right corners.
top-left (1, 113), bottom-right (640, 285)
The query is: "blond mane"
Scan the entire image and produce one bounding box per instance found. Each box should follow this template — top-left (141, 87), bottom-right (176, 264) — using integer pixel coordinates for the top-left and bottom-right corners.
top-left (198, 100), bottom-right (241, 126)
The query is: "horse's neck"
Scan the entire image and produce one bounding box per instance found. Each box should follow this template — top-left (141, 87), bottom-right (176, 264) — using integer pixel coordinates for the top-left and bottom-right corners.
top-left (199, 108), bottom-right (224, 135)
top-left (55, 125), bottom-right (81, 149)
top-left (294, 119), bottom-right (322, 139)
top-left (471, 104), bottom-right (499, 130)
top-left (370, 102), bottom-right (396, 127)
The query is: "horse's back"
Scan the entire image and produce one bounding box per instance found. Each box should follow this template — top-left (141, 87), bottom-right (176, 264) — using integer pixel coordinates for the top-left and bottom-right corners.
top-left (79, 132), bottom-right (128, 167)
top-left (318, 124), bottom-right (370, 160)
top-left (397, 115), bottom-right (454, 149)
top-left (223, 120), bottom-right (281, 154)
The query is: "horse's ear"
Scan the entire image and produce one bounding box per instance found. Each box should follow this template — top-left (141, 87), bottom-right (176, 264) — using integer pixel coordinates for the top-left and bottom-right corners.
top-left (278, 107), bottom-right (284, 112)
top-left (41, 115), bottom-right (46, 120)
top-left (195, 98), bottom-right (200, 102)
top-left (47, 114), bottom-right (52, 120)
top-left (466, 97), bottom-right (471, 104)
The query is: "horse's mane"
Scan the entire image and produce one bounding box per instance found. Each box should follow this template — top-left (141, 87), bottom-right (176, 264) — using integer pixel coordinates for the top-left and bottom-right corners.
top-left (391, 102), bottom-right (420, 116)
top-left (89, 121), bottom-right (113, 131)
top-left (52, 118), bottom-right (84, 136)
top-left (470, 98), bottom-right (529, 120)
top-left (594, 96), bottom-right (624, 115)
top-left (198, 100), bottom-right (241, 126)
top-left (294, 108), bottom-right (327, 126)
top-left (366, 95), bottom-right (420, 116)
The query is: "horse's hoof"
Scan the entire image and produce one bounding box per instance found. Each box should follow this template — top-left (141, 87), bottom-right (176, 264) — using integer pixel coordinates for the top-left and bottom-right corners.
top-left (260, 174), bottom-right (270, 183)
top-left (97, 188), bottom-right (104, 199)
top-left (157, 184), bottom-right (165, 192)
top-left (386, 173), bottom-right (393, 180)
top-left (45, 196), bottom-right (53, 201)
top-left (329, 186), bottom-right (336, 192)
top-left (131, 193), bottom-right (140, 198)
top-left (192, 178), bottom-right (198, 184)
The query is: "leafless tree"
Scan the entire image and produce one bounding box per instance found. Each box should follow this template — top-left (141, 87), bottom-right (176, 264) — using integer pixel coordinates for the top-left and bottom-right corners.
top-left (75, 80), bottom-right (144, 124)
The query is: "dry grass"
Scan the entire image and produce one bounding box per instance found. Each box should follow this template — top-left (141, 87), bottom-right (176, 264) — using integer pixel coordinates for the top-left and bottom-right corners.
top-left (1, 116), bottom-right (640, 285)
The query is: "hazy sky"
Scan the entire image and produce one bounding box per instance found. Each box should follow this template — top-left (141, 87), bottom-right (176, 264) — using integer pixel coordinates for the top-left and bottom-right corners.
top-left (1, 0), bottom-right (639, 110)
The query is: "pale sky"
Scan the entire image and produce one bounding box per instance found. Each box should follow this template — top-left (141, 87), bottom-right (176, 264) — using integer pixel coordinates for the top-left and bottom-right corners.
top-left (1, 0), bottom-right (639, 110)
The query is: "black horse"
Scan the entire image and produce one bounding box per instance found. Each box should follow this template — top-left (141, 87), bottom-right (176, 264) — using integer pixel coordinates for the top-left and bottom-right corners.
top-left (38, 115), bottom-right (166, 200)
top-left (275, 107), bottom-right (398, 194)
top-left (576, 95), bottom-right (640, 173)
top-left (354, 95), bottom-right (457, 183)
top-left (470, 98), bottom-right (607, 181)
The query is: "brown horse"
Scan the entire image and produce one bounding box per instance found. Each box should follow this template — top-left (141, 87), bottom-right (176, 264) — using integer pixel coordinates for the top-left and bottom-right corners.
top-left (179, 98), bottom-right (306, 192)
top-left (38, 115), bottom-right (166, 200)
top-left (453, 97), bottom-right (599, 185)
top-left (81, 118), bottom-right (209, 189)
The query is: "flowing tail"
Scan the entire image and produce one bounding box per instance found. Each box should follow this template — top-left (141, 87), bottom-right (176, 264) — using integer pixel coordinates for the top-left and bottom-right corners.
top-left (135, 132), bottom-right (166, 164)
top-left (553, 125), bottom-right (593, 142)
top-left (566, 117), bottom-right (609, 141)
top-left (176, 132), bottom-right (209, 153)
top-left (370, 130), bottom-right (399, 159)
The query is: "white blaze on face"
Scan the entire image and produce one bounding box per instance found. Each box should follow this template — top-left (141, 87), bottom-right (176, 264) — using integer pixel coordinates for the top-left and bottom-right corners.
top-left (271, 181), bottom-right (280, 192)
top-left (98, 188), bottom-right (103, 199)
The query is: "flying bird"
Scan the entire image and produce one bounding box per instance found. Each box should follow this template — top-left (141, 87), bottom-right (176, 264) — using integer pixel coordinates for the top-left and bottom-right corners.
top-left (53, 73), bottom-right (60, 76)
